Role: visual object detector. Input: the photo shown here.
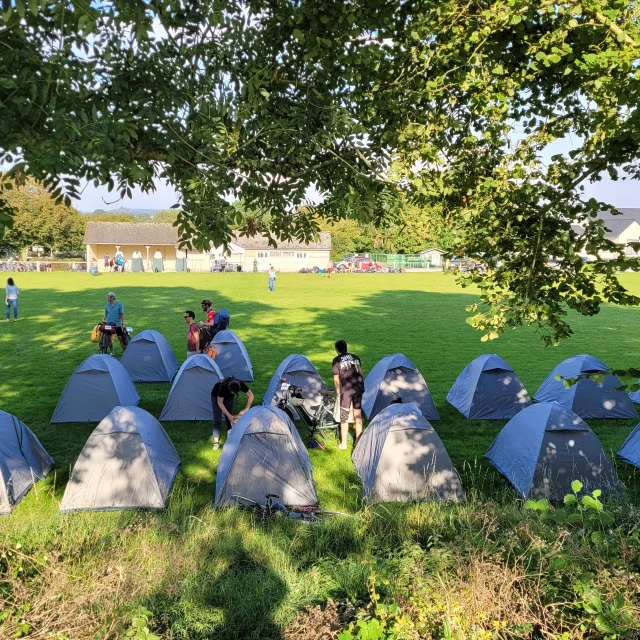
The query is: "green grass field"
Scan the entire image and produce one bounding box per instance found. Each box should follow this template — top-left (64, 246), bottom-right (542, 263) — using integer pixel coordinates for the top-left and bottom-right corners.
top-left (2, 271), bottom-right (640, 638)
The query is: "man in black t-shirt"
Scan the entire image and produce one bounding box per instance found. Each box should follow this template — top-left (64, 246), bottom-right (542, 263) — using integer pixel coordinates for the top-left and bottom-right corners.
top-left (211, 376), bottom-right (254, 450)
top-left (332, 339), bottom-right (364, 449)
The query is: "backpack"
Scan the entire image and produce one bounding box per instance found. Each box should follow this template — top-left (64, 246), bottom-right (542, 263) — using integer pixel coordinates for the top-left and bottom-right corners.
top-left (199, 325), bottom-right (212, 350)
top-left (213, 309), bottom-right (230, 333)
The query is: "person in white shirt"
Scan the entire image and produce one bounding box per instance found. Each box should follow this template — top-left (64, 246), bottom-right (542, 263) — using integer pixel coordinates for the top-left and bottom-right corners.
top-left (268, 265), bottom-right (276, 292)
top-left (5, 277), bottom-right (19, 322)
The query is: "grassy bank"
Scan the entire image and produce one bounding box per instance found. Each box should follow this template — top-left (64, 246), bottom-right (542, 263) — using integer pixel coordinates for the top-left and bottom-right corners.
top-left (1, 272), bottom-right (640, 638)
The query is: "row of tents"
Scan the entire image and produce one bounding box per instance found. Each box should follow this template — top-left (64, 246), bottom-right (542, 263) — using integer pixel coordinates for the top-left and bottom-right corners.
top-left (49, 329), bottom-right (640, 425)
top-left (4, 398), bottom-right (640, 515)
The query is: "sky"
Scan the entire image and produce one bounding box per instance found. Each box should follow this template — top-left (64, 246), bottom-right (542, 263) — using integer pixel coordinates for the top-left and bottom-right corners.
top-left (76, 137), bottom-right (640, 212)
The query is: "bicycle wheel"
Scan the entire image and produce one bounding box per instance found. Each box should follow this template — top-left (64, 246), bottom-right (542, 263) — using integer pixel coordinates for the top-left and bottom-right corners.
top-left (229, 494), bottom-right (264, 514)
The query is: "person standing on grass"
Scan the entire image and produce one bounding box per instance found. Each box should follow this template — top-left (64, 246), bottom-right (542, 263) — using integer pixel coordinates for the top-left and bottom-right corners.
top-left (325, 260), bottom-right (333, 278)
top-left (102, 292), bottom-right (127, 353)
top-left (184, 310), bottom-right (200, 359)
top-left (332, 340), bottom-right (364, 450)
top-left (5, 277), bottom-right (19, 322)
top-left (268, 265), bottom-right (276, 292)
top-left (104, 253), bottom-right (109, 269)
top-left (199, 299), bottom-right (215, 351)
top-left (210, 377), bottom-right (255, 450)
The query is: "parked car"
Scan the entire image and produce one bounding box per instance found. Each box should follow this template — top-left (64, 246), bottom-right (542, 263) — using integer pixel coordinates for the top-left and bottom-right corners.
top-left (334, 256), bottom-right (382, 272)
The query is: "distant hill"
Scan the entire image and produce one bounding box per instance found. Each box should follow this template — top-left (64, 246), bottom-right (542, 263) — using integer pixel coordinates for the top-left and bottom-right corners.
top-left (83, 207), bottom-right (162, 216)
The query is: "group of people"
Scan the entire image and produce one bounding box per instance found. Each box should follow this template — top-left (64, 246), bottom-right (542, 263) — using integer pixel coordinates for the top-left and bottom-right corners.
top-left (102, 291), bottom-right (364, 451)
top-left (104, 253), bottom-right (128, 273)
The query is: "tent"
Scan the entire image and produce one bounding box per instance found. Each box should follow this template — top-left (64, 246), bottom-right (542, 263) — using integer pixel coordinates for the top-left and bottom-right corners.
top-left (263, 354), bottom-right (326, 419)
top-left (120, 330), bottom-right (179, 383)
top-left (159, 354), bottom-right (224, 421)
top-left (131, 250), bottom-right (144, 272)
top-left (59, 406), bottom-right (180, 512)
top-left (152, 250), bottom-right (163, 273)
top-left (486, 402), bottom-right (621, 500)
top-left (362, 354), bottom-right (439, 421)
top-left (353, 403), bottom-right (465, 503)
top-left (446, 354), bottom-right (532, 419)
top-left (628, 383), bottom-right (640, 405)
top-left (211, 330), bottom-right (254, 382)
top-left (617, 424), bottom-right (640, 468)
top-left (215, 406), bottom-right (318, 507)
top-left (0, 411), bottom-right (54, 515)
top-left (175, 249), bottom-right (186, 273)
top-left (534, 354), bottom-right (637, 419)
top-left (51, 355), bottom-right (140, 423)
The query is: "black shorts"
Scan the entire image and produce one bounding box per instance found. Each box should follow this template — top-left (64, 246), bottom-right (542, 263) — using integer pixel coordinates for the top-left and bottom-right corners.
top-left (115, 326), bottom-right (124, 337)
top-left (340, 388), bottom-right (362, 421)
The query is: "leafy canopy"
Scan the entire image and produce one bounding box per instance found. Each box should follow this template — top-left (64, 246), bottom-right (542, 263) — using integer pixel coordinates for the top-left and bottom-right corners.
top-left (2, 0), bottom-right (640, 342)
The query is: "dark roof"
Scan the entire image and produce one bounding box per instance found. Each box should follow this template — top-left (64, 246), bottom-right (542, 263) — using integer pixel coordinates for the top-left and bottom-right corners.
top-left (232, 231), bottom-right (331, 251)
top-left (84, 222), bottom-right (331, 250)
top-left (599, 208), bottom-right (640, 220)
top-left (84, 222), bottom-right (179, 245)
top-left (602, 218), bottom-right (638, 239)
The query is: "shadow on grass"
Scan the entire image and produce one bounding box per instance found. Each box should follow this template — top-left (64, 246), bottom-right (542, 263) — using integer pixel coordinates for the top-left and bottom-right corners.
top-left (3, 280), bottom-right (640, 515)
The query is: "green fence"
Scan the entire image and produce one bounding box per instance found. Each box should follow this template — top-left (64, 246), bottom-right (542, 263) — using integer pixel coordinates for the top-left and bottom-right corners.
top-left (369, 253), bottom-right (431, 268)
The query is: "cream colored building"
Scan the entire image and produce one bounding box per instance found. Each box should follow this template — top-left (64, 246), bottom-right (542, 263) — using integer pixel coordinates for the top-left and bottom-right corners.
top-left (84, 222), bottom-right (331, 272)
top-left (574, 209), bottom-right (640, 260)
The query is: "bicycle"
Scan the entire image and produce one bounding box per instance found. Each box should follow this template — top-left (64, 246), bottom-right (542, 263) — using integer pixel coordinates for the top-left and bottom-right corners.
top-left (97, 322), bottom-right (132, 354)
top-left (274, 379), bottom-right (342, 448)
top-left (229, 494), bottom-right (349, 523)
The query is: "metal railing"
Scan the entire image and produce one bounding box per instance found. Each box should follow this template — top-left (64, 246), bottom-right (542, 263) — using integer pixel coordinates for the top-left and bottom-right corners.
top-left (368, 253), bottom-right (432, 268)
top-left (0, 261), bottom-right (87, 272)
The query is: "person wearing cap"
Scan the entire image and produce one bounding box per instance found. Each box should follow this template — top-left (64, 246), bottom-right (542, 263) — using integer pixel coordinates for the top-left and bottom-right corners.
top-left (102, 292), bottom-right (127, 352)
top-left (210, 376), bottom-right (254, 450)
top-left (198, 298), bottom-right (215, 352)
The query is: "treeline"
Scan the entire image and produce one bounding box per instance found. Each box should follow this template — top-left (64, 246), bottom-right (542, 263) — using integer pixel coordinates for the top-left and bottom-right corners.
top-left (0, 179), bottom-right (179, 257)
top-left (0, 178), bottom-right (450, 260)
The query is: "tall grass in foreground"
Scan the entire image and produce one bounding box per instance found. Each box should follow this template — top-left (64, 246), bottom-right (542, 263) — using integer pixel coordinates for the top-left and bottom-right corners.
top-left (2, 491), bottom-right (640, 639)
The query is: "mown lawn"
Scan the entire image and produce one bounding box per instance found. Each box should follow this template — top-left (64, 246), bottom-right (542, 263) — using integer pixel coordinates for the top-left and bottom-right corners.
top-left (2, 271), bottom-right (640, 639)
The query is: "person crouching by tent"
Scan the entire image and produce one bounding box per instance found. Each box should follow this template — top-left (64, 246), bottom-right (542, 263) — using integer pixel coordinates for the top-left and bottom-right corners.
top-left (332, 340), bottom-right (364, 449)
top-left (211, 377), bottom-right (255, 450)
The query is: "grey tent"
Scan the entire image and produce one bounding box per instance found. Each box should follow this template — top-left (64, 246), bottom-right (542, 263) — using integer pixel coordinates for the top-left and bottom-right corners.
top-left (59, 406), bottom-right (180, 512)
top-left (211, 330), bottom-right (254, 382)
top-left (0, 411), bottom-right (54, 515)
top-left (486, 402), bottom-right (621, 500)
top-left (175, 249), bottom-right (187, 273)
top-left (617, 424), bottom-right (640, 468)
top-left (628, 383), bottom-right (640, 405)
top-left (215, 406), bottom-right (318, 507)
top-left (131, 251), bottom-right (144, 272)
top-left (353, 403), bottom-right (465, 503)
top-left (263, 354), bottom-right (326, 419)
top-left (159, 354), bottom-right (224, 421)
top-left (152, 250), bottom-right (164, 273)
top-left (535, 354), bottom-right (637, 419)
top-left (362, 354), bottom-right (439, 421)
top-left (446, 354), bottom-right (532, 419)
top-left (51, 354), bottom-right (140, 423)
top-left (120, 329), bottom-right (179, 383)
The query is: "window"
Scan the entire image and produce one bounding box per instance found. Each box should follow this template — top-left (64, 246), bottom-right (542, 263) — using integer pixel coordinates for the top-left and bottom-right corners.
top-left (283, 251), bottom-right (295, 257)
top-left (296, 252), bottom-right (307, 258)
top-left (270, 251), bottom-right (282, 257)
top-left (257, 252), bottom-right (269, 258)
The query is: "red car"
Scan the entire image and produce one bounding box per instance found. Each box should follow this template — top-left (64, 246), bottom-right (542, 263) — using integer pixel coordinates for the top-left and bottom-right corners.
top-left (334, 256), bottom-right (382, 272)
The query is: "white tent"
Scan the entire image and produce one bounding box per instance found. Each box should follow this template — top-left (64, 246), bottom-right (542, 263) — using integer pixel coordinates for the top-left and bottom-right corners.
top-left (353, 403), bottom-right (465, 503)
top-left (159, 354), bottom-right (224, 421)
top-left (59, 406), bottom-right (180, 512)
top-left (51, 355), bottom-right (140, 423)
top-left (0, 411), bottom-right (54, 515)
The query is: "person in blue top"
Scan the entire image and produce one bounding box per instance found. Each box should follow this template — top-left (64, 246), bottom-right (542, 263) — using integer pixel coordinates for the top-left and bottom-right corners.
top-left (102, 292), bottom-right (127, 352)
